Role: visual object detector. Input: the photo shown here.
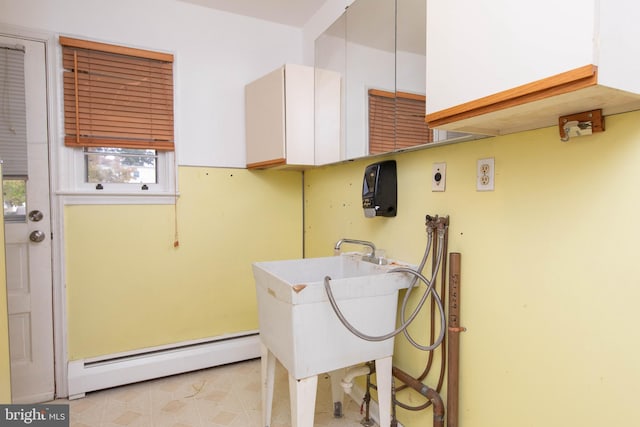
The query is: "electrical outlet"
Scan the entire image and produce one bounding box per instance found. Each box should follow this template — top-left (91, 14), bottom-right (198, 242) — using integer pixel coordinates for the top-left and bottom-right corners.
top-left (476, 158), bottom-right (495, 191)
top-left (432, 162), bottom-right (446, 192)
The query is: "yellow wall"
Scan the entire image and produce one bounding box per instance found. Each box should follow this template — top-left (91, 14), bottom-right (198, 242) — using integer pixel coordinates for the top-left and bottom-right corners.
top-left (65, 166), bottom-right (302, 359)
top-left (0, 179), bottom-right (11, 402)
top-left (304, 110), bottom-right (640, 427)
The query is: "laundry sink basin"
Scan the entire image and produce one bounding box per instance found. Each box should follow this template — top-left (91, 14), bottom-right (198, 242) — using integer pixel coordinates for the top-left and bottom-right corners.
top-left (252, 253), bottom-right (414, 379)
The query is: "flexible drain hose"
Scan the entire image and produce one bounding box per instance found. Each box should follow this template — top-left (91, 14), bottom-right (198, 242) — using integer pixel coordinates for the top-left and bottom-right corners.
top-left (323, 229), bottom-right (446, 349)
top-left (399, 228), bottom-right (447, 351)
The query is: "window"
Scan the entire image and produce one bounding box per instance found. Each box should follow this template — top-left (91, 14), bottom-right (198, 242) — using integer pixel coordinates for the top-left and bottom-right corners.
top-left (85, 147), bottom-right (157, 184)
top-left (3, 178), bottom-right (26, 222)
top-left (60, 37), bottom-right (175, 195)
top-left (368, 89), bottom-right (433, 155)
top-left (1, 43), bottom-right (28, 219)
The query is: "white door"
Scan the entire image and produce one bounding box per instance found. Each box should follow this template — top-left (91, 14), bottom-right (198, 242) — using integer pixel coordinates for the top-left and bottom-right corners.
top-left (1, 35), bottom-right (54, 404)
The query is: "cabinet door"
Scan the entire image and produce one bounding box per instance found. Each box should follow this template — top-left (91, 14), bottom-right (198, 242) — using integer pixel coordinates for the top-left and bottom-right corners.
top-left (283, 64), bottom-right (314, 166)
top-left (426, 0), bottom-right (596, 114)
top-left (246, 67), bottom-right (286, 167)
top-left (314, 68), bottom-right (342, 165)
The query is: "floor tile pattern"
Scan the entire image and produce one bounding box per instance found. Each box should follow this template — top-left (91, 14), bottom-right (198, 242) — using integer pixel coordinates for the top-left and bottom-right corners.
top-left (55, 359), bottom-right (372, 427)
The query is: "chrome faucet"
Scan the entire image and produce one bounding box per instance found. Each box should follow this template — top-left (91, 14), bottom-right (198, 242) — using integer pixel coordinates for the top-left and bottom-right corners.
top-left (334, 238), bottom-right (384, 264)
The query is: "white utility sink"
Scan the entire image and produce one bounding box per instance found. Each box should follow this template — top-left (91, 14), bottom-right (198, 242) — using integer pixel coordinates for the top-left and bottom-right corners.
top-left (252, 253), bottom-right (414, 427)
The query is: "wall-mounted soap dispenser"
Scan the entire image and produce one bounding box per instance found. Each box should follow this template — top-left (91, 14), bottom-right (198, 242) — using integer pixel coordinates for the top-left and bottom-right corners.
top-left (362, 160), bottom-right (397, 218)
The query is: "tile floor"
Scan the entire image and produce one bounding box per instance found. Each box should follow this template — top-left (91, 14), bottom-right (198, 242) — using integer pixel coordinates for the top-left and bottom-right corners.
top-left (56, 358), bottom-right (373, 427)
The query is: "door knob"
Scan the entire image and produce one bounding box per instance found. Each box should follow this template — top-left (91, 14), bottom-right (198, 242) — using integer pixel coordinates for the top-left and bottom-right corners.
top-left (28, 210), bottom-right (44, 222)
top-left (29, 230), bottom-right (46, 243)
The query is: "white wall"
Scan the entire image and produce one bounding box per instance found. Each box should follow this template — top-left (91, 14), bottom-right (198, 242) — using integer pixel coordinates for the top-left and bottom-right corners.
top-left (345, 43), bottom-right (395, 159)
top-left (0, 0), bottom-right (304, 168)
top-left (396, 50), bottom-right (426, 94)
top-left (302, 0), bottom-right (353, 65)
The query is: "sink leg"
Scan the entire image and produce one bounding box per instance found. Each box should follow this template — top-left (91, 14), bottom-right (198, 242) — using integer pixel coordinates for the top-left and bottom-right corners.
top-left (329, 368), bottom-right (346, 418)
top-left (375, 356), bottom-right (392, 427)
top-left (260, 343), bottom-right (276, 427)
top-left (288, 374), bottom-right (318, 427)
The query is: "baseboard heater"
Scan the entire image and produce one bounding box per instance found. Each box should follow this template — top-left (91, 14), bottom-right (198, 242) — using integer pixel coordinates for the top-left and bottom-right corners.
top-left (67, 331), bottom-right (261, 399)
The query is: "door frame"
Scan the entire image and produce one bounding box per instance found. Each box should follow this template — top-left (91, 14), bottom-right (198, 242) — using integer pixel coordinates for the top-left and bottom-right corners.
top-left (0, 24), bottom-right (69, 398)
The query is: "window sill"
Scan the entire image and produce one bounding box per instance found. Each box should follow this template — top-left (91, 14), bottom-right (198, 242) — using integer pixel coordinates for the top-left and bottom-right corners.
top-left (55, 191), bottom-right (179, 205)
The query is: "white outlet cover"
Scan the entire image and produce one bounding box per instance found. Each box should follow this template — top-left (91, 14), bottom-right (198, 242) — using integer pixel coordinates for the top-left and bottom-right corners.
top-left (476, 158), bottom-right (495, 191)
top-left (432, 162), bottom-right (446, 192)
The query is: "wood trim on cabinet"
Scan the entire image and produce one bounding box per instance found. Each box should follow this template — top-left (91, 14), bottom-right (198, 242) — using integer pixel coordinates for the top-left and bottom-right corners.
top-left (246, 158), bottom-right (287, 169)
top-left (425, 64), bottom-right (598, 128)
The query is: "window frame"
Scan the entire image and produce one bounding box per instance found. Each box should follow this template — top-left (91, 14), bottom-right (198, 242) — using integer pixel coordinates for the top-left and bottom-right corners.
top-left (73, 147), bottom-right (175, 193)
top-left (58, 137), bottom-right (177, 204)
top-left (57, 37), bottom-right (178, 204)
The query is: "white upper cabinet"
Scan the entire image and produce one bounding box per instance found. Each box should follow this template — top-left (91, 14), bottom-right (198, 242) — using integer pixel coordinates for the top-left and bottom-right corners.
top-left (425, 0), bottom-right (640, 136)
top-left (245, 64), bottom-right (315, 169)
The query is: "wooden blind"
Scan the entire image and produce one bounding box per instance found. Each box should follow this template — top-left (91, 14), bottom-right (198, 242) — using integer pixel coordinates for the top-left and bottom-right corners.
top-left (368, 89), bottom-right (433, 155)
top-left (60, 37), bottom-right (175, 151)
top-left (0, 44), bottom-right (28, 176)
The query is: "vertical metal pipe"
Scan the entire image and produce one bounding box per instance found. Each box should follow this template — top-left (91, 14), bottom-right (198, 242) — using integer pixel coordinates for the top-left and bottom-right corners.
top-left (435, 220), bottom-right (449, 391)
top-left (391, 381), bottom-right (398, 427)
top-left (362, 371), bottom-right (373, 426)
top-left (447, 253), bottom-right (462, 427)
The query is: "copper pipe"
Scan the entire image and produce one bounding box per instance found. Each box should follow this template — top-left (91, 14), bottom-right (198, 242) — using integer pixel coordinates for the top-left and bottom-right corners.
top-left (361, 361), bottom-right (375, 426)
top-left (363, 371), bottom-right (373, 426)
top-left (418, 216), bottom-right (449, 393)
top-left (390, 216), bottom-right (451, 425)
top-left (396, 217), bottom-right (449, 406)
top-left (434, 219), bottom-right (449, 393)
top-left (421, 217), bottom-right (449, 388)
top-left (423, 229), bottom-right (438, 375)
top-left (424, 226), bottom-right (438, 375)
top-left (392, 366), bottom-right (445, 427)
top-left (447, 253), bottom-right (462, 427)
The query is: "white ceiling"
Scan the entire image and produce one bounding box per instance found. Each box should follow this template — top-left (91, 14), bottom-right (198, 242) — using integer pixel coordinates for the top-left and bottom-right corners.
top-left (179, 0), bottom-right (425, 54)
top-left (179, 0), bottom-right (330, 27)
